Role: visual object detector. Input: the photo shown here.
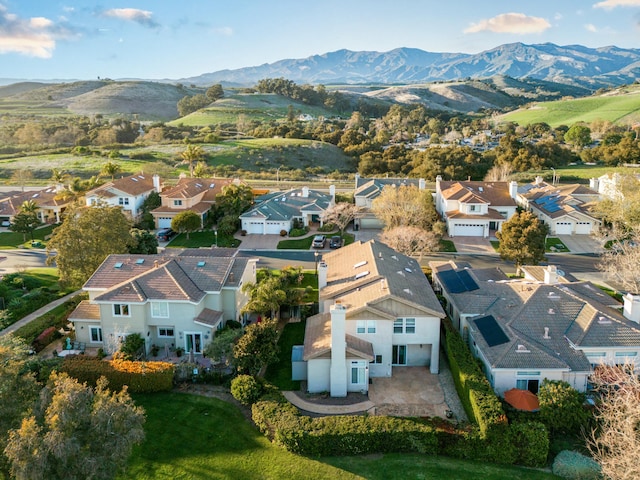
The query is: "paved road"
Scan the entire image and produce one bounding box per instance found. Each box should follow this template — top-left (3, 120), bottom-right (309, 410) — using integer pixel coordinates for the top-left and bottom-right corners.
top-left (0, 249), bottom-right (50, 273)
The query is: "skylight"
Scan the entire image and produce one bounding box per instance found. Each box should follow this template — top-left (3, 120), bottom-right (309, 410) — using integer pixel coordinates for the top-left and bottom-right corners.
top-left (131, 178), bottom-right (138, 182)
top-left (353, 261), bottom-right (367, 269)
top-left (355, 271), bottom-right (370, 280)
top-left (404, 267), bottom-right (412, 273)
top-left (135, 258), bottom-right (145, 265)
top-left (197, 261), bottom-right (206, 267)
top-left (114, 262), bottom-right (123, 269)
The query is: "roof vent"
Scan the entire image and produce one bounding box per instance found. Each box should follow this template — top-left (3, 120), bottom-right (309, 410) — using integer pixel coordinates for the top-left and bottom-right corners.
top-left (548, 308), bottom-right (555, 314)
top-left (131, 177), bottom-right (138, 182)
top-left (598, 316), bottom-right (612, 325)
top-left (543, 327), bottom-right (551, 339)
top-left (404, 267), bottom-right (412, 273)
top-left (403, 288), bottom-right (413, 295)
top-left (391, 255), bottom-right (398, 261)
top-left (516, 344), bottom-right (530, 353)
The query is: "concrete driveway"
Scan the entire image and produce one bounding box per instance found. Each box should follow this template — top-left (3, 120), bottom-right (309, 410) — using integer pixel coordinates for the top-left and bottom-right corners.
top-left (368, 367), bottom-right (449, 417)
top-left (450, 236), bottom-right (496, 254)
top-left (235, 234), bottom-right (283, 250)
top-left (552, 235), bottom-right (601, 254)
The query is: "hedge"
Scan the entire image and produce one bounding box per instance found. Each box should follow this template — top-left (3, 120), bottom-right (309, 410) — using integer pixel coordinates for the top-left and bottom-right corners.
top-left (33, 326), bottom-right (59, 353)
top-left (60, 356), bottom-right (174, 393)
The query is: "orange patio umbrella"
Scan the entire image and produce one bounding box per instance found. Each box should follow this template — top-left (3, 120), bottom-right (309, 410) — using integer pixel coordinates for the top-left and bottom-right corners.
top-left (503, 388), bottom-right (540, 411)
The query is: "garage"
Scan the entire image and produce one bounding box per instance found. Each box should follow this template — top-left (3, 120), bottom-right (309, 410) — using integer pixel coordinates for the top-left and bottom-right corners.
top-left (157, 217), bottom-right (173, 229)
top-left (243, 221), bottom-right (264, 235)
top-left (452, 223), bottom-right (485, 237)
top-left (555, 222), bottom-right (573, 235)
top-left (360, 217), bottom-right (383, 229)
top-left (265, 221), bottom-right (288, 234)
top-left (575, 221), bottom-right (592, 235)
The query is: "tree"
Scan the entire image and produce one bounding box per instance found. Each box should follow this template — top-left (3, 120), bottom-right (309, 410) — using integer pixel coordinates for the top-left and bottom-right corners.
top-left (100, 161), bottom-right (121, 181)
top-left (242, 276), bottom-right (287, 320)
top-left (180, 144), bottom-right (205, 177)
top-left (538, 380), bottom-right (590, 435)
top-left (214, 184), bottom-right (254, 219)
top-left (204, 327), bottom-right (242, 366)
top-left (129, 228), bottom-right (158, 255)
top-left (50, 168), bottom-right (68, 187)
top-left (484, 163), bottom-right (514, 181)
top-left (321, 202), bottom-right (362, 237)
top-left (9, 211), bottom-right (40, 242)
top-left (171, 210), bottom-right (201, 239)
top-left (233, 318), bottom-right (279, 375)
top-left (598, 226), bottom-right (640, 295)
top-left (11, 169), bottom-right (32, 192)
top-left (5, 372), bottom-right (145, 480)
top-left (564, 124), bottom-right (592, 149)
top-left (593, 174), bottom-right (640, 229)
top-left (46, 205), bottom-right (133, 288)
top-left (379, 226), bottom-right (440, 259)
top-left (496, 211), bottom-right (549, 274)
top-left (371, 185), bottom-right (439, 230)
top-left (205, 84), bottom-right (224, 102)
top-left (192, 161), bottom-right (211, 178)
top-left (587, 365), bottom-right (640, 480)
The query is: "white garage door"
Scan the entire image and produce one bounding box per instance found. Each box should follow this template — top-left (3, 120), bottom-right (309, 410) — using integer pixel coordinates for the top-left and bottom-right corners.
top-left (575, 221), bottom-right (592, 235)
top-left (243, 221), bottom-right (264, 235)
top-left (158, 217), bottom-right (172, 229)
top-left (555, 222), bottom-right (573, 235)
top-left (265, 222), bottom-right (287, 234)
top-left (453, 223), bottom-right (484, 237)
top-left (360, 217), bottom-right (383, 229)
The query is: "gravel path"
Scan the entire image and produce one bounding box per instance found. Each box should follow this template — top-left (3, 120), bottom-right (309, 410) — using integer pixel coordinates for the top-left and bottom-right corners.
top-left (438, 351), bottom-right (469, 423)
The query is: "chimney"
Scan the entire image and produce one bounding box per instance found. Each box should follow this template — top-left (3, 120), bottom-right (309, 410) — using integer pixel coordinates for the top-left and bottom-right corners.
top-left (153, 260), bottom-right (159, 268)
top-left (543, 327), bottom-right (551, 339)
top-left (419, 178), bottom-right (426, 190)
top-left (544, 265), bottom-right (559, 285)
top-left (435, 175), bottom-right (442, 193)
top-left (302, 186), bottom-right (309, 198)
top-left (355, 173), bottom-right (360, 189)
top-left (589, 177), bottom-right (599, 191)
top-left (329, 184), bottom-right (336, 202)
top-left (329, 303), bottom-right (347, 397)
top-left (509, 180), bottom-right (518, 200)
top-left (153, 174), bottom-right (161, 193)
top-left (535, 176), bottom-right (544, 185)
top-left (623, 293), bottom-right (640, 323)
top-left (318, 261), bottom-right (328, 291)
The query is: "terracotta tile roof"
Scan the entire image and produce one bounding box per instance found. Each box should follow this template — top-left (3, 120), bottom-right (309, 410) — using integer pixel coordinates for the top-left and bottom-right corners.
top-left (151, 201), bottom-right (212, 215)
top-left (302, 313), bottom-right (374, 361)
top-left (518, 182), bottom-right (600, 220)
top-left (161, 177), bottom-right (235, 202)
top-left (0, 187), bottom-right (70, 216)
top-left (446, 208), bottom-right (506, 220)
top-left (68, 300), bottom-right (100, 321)
top-left (439, 181), bottom-right (516, 207)
top-left (87, 173), bottom-right (156, 197)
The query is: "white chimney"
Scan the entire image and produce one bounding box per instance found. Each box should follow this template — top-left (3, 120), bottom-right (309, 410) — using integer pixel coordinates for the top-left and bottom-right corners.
top-left (153, 174), bottom-right (161, 193)
top-left (302, 186), bottom-right (309, 198)
top-left (318, 261), bottom-right (328, 292)
top-left (435, 175), bottom-right (443, 193)
top-left (419, 178), bottom-right (426, 190)
top-left (509, 180), bottom-right (518, 200)
top-left (623, 293), bottom-right (640, 323)
top-left (544, 265), bottom-right (559, 285)
top-left (535, 176), bottom-right (544, 185)
top-left (355, 173), bottom-right (360, 189)
top-left (329, 303), bottom-right (347, 397)
top-left (543, 327), bottom-right (551, 339)
top-left (329, 184), bottom-right (336, 201)
top-left (589, 177), bottom-right (599, 191)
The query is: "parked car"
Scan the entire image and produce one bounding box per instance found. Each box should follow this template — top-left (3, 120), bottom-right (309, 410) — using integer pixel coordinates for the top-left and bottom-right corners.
top-left (329, 235), bottom-right (343, 249)
top-left (1, 220), bottom-right (9, 227)
top-left (311, 235), bottom-right (326, 248)
top-left (156, 228), bottom-right (175, 242)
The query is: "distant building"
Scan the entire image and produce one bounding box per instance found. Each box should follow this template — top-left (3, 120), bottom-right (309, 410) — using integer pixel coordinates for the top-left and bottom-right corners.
top-left (85, 173), bottom-right (159, 222)
top-left (0, 187), bottom-right (72, 224)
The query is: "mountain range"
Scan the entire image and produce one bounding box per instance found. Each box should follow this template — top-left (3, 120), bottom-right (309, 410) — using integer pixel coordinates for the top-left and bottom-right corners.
top-left (181, 42), bottom-right (640, 89)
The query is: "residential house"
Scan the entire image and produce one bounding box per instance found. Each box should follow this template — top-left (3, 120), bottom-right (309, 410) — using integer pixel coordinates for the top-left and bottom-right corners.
top-left (430, 261), bottom-right (640, 394)
top-left (435, 176), bottom-right (518, 237)
top-left (589, 172), bottom-right (640, 200)
top-left (353, 174), bottom-right (426, 229)
top-left (69, 248), bottom-right (258, 356)
top-left (85, 173), bottom-right (160, 222)
top-left (151, 177), bottom-right (237, 229)
top-left (240, 186), bottom-right (334, 235)
top-left (517, 177), bottom-right (601, 235)
top-left (301, 240), bottom-right (445, 397)
top-left (0, 187), bottom-right (71, 224)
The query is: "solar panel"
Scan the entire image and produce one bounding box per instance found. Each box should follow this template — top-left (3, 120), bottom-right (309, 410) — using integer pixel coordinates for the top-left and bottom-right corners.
top-left (458, 270), bottom-right (479, 292)
top-left (439, 269), bottom-right (466, 293)
top-left (474, 315), bottom-right (509, 347)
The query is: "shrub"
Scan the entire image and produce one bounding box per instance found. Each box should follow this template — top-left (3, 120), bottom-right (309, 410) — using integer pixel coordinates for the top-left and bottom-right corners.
top-left (317, 223), bottom-right (336, 232)
top-left (538, 380), bottom-right (591, 434)
top-left (119, 333), bottom-right (145, 360)
top-left (288, 227), bottom-right (308, 237)
top-left (33, 326), bottom-right (59, 352)
top-left (231, 374), bottom-right (263, 405)
top-left (225, 319), bottom-right (242, 329)
top-left (509, 421), bottom-right (549, 467)
top-left (552, 450), bottom-right (601, 480)
top-left (280, 229), bottom-right (287, 237)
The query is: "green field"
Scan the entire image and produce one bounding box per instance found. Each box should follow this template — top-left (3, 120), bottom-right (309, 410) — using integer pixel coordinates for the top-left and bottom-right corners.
top-left (497, 86), bottom-right (640, 127)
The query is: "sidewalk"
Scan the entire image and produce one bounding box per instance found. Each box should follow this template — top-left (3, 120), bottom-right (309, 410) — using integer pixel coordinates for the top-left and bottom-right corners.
top-left (0, 290), bottom-right (82, 336)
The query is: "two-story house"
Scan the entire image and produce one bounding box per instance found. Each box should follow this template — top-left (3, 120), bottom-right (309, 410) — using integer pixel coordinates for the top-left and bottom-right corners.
top-left (435, 176), bottom-right (518, 237)
top-left (0, 187), bottom-right (71, 224)
top-left (353, 175), bottom-right (427, 229)
top-left (517, 177), bottom-right (601, 235)
top-left (301, 240), bottom-right (445, 397)
top-left (430, 260), bottom-right (640, 394)
top-left (85, 173), bottom-right (160, 222)
top-left (151, 177), bottom-right (237, 229)
top-left (69, 248), bottom-right (258, 356)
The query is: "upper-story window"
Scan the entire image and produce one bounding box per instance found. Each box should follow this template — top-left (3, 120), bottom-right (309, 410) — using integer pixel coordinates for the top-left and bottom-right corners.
top-left (151, 301), bottom-right (169, 318)
top-left (113, 304), bottom-right (130, 317)
top-left (173, 200), bottom-right (183, 206)
top-left (118, 197), bottom-right (130, 206)
top-left (356, 320), bottom-right (376, 334)
top-left (394, 318), bottom-right (416, 334)
top-left (469, 205), bottom-right (477, 212)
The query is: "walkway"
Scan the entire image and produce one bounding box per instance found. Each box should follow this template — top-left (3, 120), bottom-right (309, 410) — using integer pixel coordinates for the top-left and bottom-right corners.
top-left (282, 391), bottom-right (375, 415)
top-left (0, 290), bottom-right (82, 336)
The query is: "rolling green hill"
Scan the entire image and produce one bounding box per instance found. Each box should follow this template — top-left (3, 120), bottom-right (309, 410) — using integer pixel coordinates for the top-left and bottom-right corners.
top-left (497, 84), bottom-right (640, 127)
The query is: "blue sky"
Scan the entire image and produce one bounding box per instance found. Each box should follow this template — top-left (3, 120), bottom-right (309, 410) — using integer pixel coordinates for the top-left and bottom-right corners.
top-left (2, 0), bottom-right (640, 80)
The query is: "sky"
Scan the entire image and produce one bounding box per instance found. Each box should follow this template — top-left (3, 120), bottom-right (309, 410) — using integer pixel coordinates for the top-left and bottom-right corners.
top-left (2, 0), bottom-right (640, 80)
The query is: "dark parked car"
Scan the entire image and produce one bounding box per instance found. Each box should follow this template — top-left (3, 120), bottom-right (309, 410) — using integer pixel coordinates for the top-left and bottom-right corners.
top-left (329, 235), bottom-right (343, 249)
top-left (311, 235), bottom-right (326, 248)
top-left (156, 228), bottom-right (175, 242)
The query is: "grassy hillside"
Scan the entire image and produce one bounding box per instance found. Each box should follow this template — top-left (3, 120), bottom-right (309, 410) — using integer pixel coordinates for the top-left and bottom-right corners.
top-left (171, 93), bottom-right (337, 126)
top-left (497, 84), bottom-right (640, 127)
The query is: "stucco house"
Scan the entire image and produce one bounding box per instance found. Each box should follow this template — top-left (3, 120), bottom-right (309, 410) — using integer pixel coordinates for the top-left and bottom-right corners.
top-left (353, 174), bottom-right (426, 229)
top-left (435, 176), bottom-right (518, 237)
top-left (240, 186), bottom-right (334, 235)
top-left (85, 173), bottom-right (160, 222)
top-left (517, 177), bottom-right (601, 235)
top-left (430, 260), bottom-right (640, 395)
top-left (151, 177), bottom-right (238, 229)
top-left (69, 248), bottom-right (258, 356)
top-left (301, 240), bottom-right (445, 397)
top-left (0, 187), bottom-right (71, 224)
top-left (590, 172), bottom-right (640, 200)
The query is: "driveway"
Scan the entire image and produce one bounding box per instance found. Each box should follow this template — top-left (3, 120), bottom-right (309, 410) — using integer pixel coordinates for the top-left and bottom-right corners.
top-left (235, 234), bottom-right (283, 250)
top-left (450, 236), bottom-right (496, 254)
top-left (368, 366), bottom-right (450, 417)
top-left (551, 235), bottom-right (601, 254)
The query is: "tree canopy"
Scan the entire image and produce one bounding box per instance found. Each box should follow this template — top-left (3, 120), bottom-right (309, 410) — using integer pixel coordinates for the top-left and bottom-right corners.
top-left (321, 202), bottom-right (361, 236)
top-left (496, 210), bottom-right (549, 274)
top-left (371, 184), bottom-right (439, 230)
top-left (233, 318), bottom-right (279, 376)
top-left (564, 124), bottom-right (592, 148)
top-left (171, 210), bottom-right (201, 239)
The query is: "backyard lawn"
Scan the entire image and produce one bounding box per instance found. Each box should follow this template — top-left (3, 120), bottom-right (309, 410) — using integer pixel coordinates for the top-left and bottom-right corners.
top-left (264, 320), bottom-right (307, 390)
top-left (123, 393), bottom-right (561, 480)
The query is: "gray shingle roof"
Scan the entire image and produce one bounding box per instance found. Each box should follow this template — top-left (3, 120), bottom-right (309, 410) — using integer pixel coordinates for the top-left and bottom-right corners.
top-left (240, 187), bottom-right (333, 222)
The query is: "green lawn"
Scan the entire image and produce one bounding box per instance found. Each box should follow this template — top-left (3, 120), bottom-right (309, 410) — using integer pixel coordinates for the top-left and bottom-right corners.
top-left (490, 240), bottom-right (500, 252)
top-left (167, 230), bottom-right (241, 248)
top-left (439, 239), bottom-right (457, 252)
top-left (264, 320), bottom-right (307, 390)
top-left (0, 224), bottom-right (56, 249)
top-left (123, 393), bottom-right (560, 480)
top-left (546, 237), bottom-right (570, 253)
top-left (278, 235), bottom-right (315, 249)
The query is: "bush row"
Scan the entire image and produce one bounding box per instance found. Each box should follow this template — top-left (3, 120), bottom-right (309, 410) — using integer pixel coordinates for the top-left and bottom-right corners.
top-left (61, 356), bottom-right (174, 393)
top-left (13, 295), bottom-right (85, 346)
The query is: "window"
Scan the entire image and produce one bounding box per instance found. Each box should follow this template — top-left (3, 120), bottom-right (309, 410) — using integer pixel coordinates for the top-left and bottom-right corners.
top-left (371, 354), bottom-right (383, 364)
top-left (356, 320), bottom-right (376, 334)
top-left (90, 326), bottom-right (103, 343)
top-left (113, 304), bottom-right (130, 317)
top-left (118, 197), bottom-right (129, 206)
top-left (158, 327), bottom-right (174, 338)
top-left (173, 199), bottom-right (183, 206)
top-left (394, 318), bottom-right (416, 334)
top-left (151, 301), bottom-right (169, 318)
top-left (615, 351), bottom-right (637, 357)
top-left (351, 366), bottom-right (365, 384)
top-left (469, 205), bottom-right (477, 212)
top-left (516, 371), bottom-right (541, 394)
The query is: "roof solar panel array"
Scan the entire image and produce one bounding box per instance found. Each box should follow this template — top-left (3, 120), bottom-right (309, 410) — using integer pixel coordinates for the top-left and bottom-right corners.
top-left (439, 269), bottom-right (479, 293)
top-left (474, 315), bottom-right (510, 347)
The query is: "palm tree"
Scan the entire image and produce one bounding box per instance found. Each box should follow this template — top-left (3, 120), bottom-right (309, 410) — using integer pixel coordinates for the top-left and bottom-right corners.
top-left (180, 144), bottom-right (205, 177)
top-left (20, 199), bottom-right (39, 214)
top-left (50, 168), bottom-right (69, 187)
top-left (101, 161), bottom-right (121, 181)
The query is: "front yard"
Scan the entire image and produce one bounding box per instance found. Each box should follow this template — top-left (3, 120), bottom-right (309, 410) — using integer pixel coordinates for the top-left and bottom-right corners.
top-left (0, 224), bottom-right (56, 249)
top-left (166, 230), bottom-right (241, 248)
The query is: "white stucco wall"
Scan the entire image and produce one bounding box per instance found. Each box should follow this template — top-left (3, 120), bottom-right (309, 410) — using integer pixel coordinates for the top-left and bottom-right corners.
top-left (307, 358), bottom-right (331, 393)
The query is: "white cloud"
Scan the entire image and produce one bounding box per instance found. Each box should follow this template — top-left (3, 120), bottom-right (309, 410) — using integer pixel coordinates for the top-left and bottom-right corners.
top-left (0, 5), bottom-right (63, 57)
top-left (594, 0), bottom-right (640, 8)
top-left (102, 8), bottom-right (159, 28)
top-left (554, 12), bottom-right (564, 20)
top-left (464, 13), bottom-right (551, 34)
top-left (212, 26), bottom-right (233, 36)
top-left (585, 23), bottom-right (599, 32)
